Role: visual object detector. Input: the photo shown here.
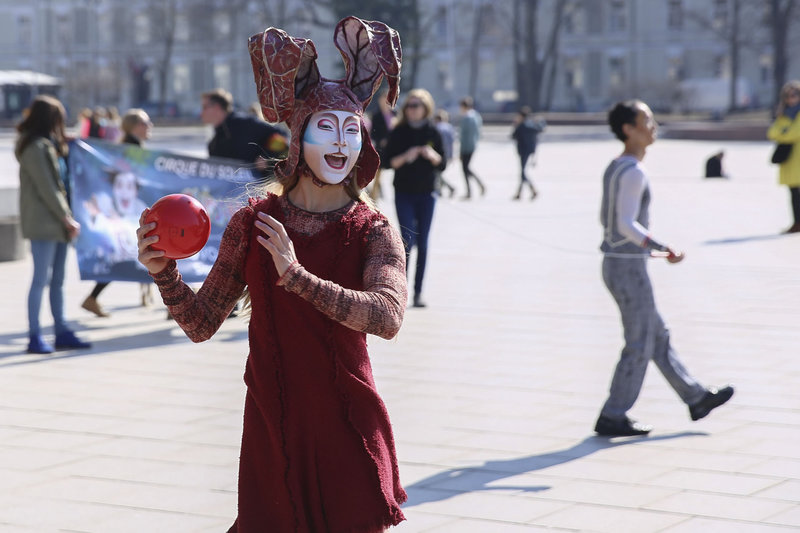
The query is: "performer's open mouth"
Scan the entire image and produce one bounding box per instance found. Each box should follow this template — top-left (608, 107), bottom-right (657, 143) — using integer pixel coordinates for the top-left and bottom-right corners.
top-left (324, 153), bottom-right (347, 170)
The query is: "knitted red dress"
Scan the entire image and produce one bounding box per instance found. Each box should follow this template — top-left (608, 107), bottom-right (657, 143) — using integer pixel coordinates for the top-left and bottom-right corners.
top-left (152, 193), bottom-right (408, 532)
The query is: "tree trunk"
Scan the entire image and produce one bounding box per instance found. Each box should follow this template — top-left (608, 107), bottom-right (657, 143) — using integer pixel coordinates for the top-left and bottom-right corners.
top-left (156, 0), bottom-right (176, 117)
top-left (513, 0), bottom-right (526, 107)
top-left (728, 0), bottom-right (741, 112)
top-left (468, 1), bottom-right (485, 99)
top-left (543, 0), bottom-right (567, 110)
top-left (771, 0), bottom-right (796, 110)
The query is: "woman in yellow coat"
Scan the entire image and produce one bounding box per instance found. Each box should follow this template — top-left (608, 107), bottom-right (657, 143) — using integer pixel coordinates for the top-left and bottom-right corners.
top-left (768, 80), bottom-right (800, 233)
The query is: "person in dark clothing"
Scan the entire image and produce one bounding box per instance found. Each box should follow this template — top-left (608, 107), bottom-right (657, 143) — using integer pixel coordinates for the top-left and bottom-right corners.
top-left (383, 88), bottom-right (446, 308)
top-left (200, 88), bottom-right (288, 182)
top-left (88, 107), bottom-right (106, 139)
top-left (81, 108), bottom-right (153, 318)
top-left (511, 106), bottom-right (546, 199)
top-left (368, 90), bottom-right (396, 200)
top-left (704, 150), bottom-right (726, 178)
top-left (201, 89), bottom-right (289, 318)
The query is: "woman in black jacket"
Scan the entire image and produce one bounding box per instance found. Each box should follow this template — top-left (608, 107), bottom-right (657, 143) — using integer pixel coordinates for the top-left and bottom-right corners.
top-left (383, 89), bottom-right (446, 308)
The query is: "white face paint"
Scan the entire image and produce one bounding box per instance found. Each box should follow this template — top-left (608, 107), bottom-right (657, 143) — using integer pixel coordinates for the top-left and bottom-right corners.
top-left (302, 110), bottom-right (362, 184)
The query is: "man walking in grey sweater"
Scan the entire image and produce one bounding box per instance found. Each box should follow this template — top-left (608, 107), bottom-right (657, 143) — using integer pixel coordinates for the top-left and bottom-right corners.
top-left (596, 99), bottom-right (734, 437)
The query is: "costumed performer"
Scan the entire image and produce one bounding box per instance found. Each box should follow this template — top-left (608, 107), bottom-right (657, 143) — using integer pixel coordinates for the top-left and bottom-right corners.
top-left (136, 17), bottom-right (407, 533)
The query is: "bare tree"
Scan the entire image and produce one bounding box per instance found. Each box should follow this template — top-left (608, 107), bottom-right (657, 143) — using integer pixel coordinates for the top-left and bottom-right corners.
top-left (685, 1), bottom-right (767, 113)
top-left (144, 0), bottom-right (178, 116)
top-left (769, 0), bottom-right (798, 109)
top-left (467, 2), bottom-right (488, 99)
top-left (304, 0), bottom-right (426, 88)
top-left (512, 0), bottom-right (566, 111)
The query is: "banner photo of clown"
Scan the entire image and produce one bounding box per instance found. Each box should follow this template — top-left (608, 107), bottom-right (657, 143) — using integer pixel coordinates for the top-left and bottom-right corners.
top-left (69, 139), bottom-right (258, 283)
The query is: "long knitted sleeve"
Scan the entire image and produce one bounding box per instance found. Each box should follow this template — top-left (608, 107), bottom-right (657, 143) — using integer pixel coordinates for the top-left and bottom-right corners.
top-left (151, 207), bottom-right (251, 342)
top-left (277, 218), bottom-right (407, 340)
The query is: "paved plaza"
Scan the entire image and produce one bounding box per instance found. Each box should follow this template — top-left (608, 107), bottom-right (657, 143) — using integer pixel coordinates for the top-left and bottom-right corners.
top-left (1, 125), bottom-right (799, 532)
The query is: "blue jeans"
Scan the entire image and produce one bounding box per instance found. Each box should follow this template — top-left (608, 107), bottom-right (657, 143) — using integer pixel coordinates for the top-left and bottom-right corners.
top-left (394, 192), bottom-right (436, 297)
top-left (600, 256), bottom-right (706, 420)
top-left (28, 240), bottom-right (69, 337)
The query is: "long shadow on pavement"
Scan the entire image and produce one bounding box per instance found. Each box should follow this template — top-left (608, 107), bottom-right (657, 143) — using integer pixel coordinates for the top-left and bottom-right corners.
top-left (702, 232), bottom-right (784, 245)
top-left (0, 326), bottom-right (188, 368)
top-left (403, 431), bottom-right (706, 507)
top-left (0, 313), bottom-right (249, 367)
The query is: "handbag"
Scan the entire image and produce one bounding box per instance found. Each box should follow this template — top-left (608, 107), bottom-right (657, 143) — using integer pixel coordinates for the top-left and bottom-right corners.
top-left (771, 143), bottom-right (793, 164)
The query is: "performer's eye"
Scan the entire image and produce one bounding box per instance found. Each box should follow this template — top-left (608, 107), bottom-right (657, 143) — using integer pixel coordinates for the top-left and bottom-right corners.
top-left (317, 119), bottom-right (334, 131)
top-left (345, 124), bottom-right (359, 134)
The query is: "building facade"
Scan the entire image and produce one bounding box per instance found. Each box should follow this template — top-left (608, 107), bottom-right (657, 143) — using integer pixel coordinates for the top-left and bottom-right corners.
top-left (0, 0), bottom-right (794, 121)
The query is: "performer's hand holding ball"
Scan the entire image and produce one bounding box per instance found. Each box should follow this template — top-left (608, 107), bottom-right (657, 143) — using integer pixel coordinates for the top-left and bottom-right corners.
top-left (137, 193), bottom-right (211, 274)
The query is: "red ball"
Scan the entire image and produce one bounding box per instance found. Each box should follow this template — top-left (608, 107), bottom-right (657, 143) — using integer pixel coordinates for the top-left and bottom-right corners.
top-left (144, 194), bottom-right (210, 259)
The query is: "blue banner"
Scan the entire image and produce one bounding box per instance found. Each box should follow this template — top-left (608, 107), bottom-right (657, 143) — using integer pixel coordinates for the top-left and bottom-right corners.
top-left (69, 139), bottom-right (257, 283)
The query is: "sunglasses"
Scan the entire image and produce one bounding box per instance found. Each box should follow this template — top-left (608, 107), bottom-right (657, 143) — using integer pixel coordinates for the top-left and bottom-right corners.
top-left (406, 102), bottom-right (424, 109)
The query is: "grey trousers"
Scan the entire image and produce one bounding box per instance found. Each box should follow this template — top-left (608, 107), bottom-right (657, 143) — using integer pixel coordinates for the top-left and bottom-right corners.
top-left (600, 256), bottom-right (706, 420)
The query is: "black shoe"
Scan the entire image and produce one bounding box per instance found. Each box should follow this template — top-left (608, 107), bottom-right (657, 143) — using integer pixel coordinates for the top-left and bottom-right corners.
top-left (412, 295), bottom-right (427, 308)
top-left (689, 385), bottom-right (734, 421)
top-left (594, 415), bottom-right (652, 437)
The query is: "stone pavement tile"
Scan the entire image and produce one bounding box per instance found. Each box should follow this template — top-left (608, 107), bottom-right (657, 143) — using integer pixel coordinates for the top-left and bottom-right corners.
top-left (406, 490), bottom-right (571, 523)
top-left (75, 435), bottom-right (192, 461)
top-left (438, 430), bottom-right (575, 456)
top-left (160, 442), bottom-right (240, 470)
top-left (723, 422), bottom-right (800, 443)
top-left (125, 403), bottom-right (235, 425)
top-left (175, 425), bottom-right (244, 448)
top-left (91, 508), bottom-right (232, 533)
top-left (531, 456), bottom-right (671, 484)
top-left (0, 526), bottom-right (34, 533)
top-left (754, 479), bottom-right (800, 502)
top-left (426, 518), bottom-right (560, 531)
top-left (0, 444), bottom-right (83, 471)
top-left (733, 406), bottom-right (800, 427)
top-left (0, 469), bottom-right (51, 491)
top-left (599, 442), bottom-right (766, 474)
top-left (643, 491), bottom-right (793, 521)
top-left (0, 496), bottom-right (119, 531)
top-left (640, 469), bottom-right (780, 496)
top-left (394, 441), bottom-right (478, 470)
top-left (662, 516), bottom-right (798, 532)
top-left (764, 506), bottom-right (800, 529)
top-left (534, 504), bottom-right (685, 532)
top-left (516, 479), bottom-right (677, 508)
top-left (733, 438), bottom-right (800, 461)
top-left (17, 475), bottom-right (235, 518)
top-left (393, 511), bottom-right (461, 532)
top-left (4, 428), bottom-right (112, 451)
top-left (44, 456), bottom-right (235, 489)
top-left (742, 457), bottom-right (800, 480)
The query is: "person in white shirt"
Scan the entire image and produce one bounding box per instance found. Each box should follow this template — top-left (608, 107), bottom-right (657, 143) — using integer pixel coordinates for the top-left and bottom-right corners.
top-left (595, 99), bottom-right (734, 437)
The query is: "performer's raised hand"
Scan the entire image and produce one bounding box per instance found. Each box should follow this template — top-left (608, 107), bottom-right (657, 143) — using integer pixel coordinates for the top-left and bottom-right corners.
top-left (255, 212), bottom-right (298, 276)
